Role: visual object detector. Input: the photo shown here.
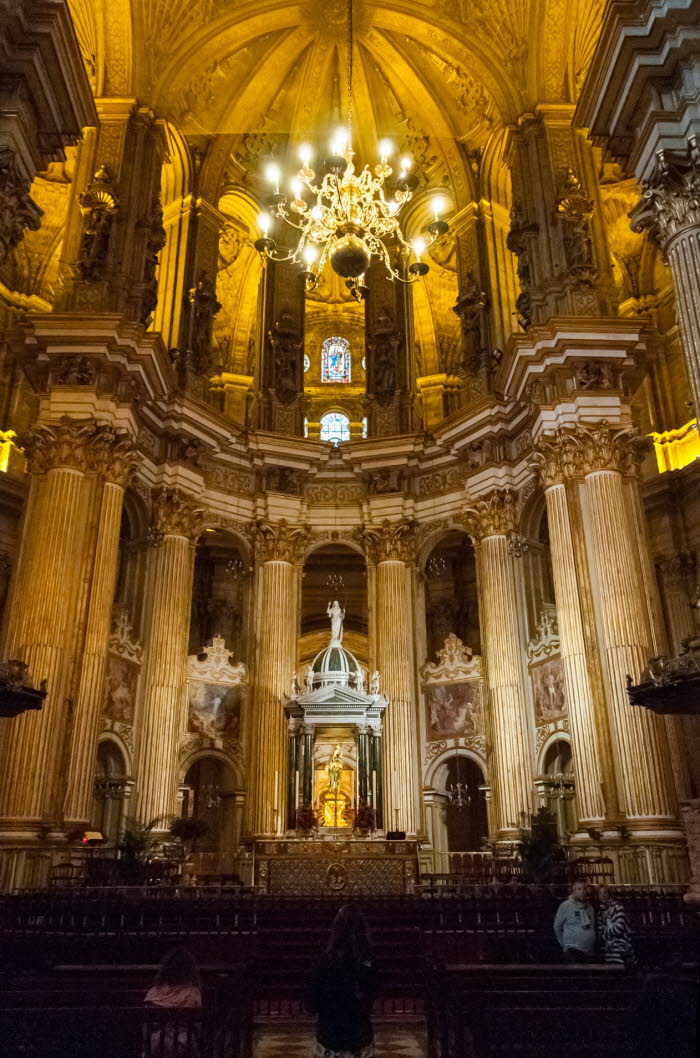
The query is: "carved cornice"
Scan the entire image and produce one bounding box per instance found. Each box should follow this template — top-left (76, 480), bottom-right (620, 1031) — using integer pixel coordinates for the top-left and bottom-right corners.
top-left (462, 488), bottom-right (518, 541)
top-left (630, 143), bottom-right (700, 248)
top-left (150, 487), bottom-right (206, 544)
top-left (531, 422), bottom-right (649, 482)
top-left (357, 520), bottom-right (417, 564)
top-left (16, 417), bottom-right (137, 479)
top-left (254, 519), bottom-right (309, 564)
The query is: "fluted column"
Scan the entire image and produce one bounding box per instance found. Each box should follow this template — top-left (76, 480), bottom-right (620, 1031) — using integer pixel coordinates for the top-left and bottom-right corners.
top-left (463, 491), bottom-right (533, 838)
top-left (0, 419), bottom-right (118, 829)
top-left (531, 442), bottom-right (610, 826)
top-left (63, 434), bottom-right (140, 825)
top-left (631, 147), bottom-right (700, 417)
top-left (360, 521), bottom-right (420, 836)
top-left (250, 522), bottom-right (306, 837)
top-left (573, 425), bottom-right (677, 825)
top-left (135, 489), bottom-right (204, 824)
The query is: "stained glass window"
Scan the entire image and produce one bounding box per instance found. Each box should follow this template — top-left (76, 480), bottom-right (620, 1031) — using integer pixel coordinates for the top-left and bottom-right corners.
top-left (361, 416), bottom-right (368, 438)
top-left (321, 336), bottom-right (351, 383)
top-left (320, 411), bottom-right (351, 445)
top-left (303, 417), bottom-right (309, 438)
top-left (303, 354), bottom-right (310, 373)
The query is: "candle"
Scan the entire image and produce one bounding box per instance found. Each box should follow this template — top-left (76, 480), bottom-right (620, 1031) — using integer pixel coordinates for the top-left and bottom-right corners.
top-left (432, 195), bottom-right (446, 222)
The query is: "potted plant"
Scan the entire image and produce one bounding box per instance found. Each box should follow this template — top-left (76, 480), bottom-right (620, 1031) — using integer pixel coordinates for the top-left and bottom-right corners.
top-left (169, 816), bottom-right (211, 855)
top-left (118, 814), bottom-right (169, 882)
top-left (516, 808), bottom-right (565, 884)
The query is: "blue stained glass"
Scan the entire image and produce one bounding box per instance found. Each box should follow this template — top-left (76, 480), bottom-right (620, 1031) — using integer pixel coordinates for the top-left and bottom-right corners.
top-left (321, 336), bottom-right (351, 383)
top-left (361, 416), bottom-right (368, 438)
top-left (320, 411), bottom-right (351, 446)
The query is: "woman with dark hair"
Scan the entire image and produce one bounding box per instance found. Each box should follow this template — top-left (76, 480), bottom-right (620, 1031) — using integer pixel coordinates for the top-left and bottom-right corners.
top-left (307, 904), bottom-right (377, 1058)
top-left (143, 948), bottom-right (202, 1057)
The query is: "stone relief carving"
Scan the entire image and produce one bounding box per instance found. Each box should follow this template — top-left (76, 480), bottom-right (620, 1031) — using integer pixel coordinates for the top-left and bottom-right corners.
top-left (555, 169), bottom-right (596, 285)
top-left (420, 633), bottom-right (483, 683)
top-left (108, 606), bottom-right (143, 665)
top-left (254, 520), bottom-right (309, 564)
top-left (16, 418), bottom-right (138, 483)
top-left (576, 361), bottom-right (613, 390)
top-left (462, 487), bottom-right (519, 541)
top-left (357, 520), bottom-right (417, 564)
top-left (51, 356), bottom-right (97, 386)
top-left (0, 148), bottom-right (42, 263)
top-left (367, 309), bottom-right (400, 405)
top-left (77, 166), bottom-right (118, 282)
top-left (268, 310), bottom-right (303, 406)
top-left (531, 422), bottom-right (648, 483)
top-left (266, 466), bottom-right (304, 495)
top-left (630, 140), bottom-right (700, 248)
top-left (506, 202), bottom-right (538, 329)
top-left (149, 487), bottom-right (206, 544)
top-left (527, 606), bottom-right (560, 663)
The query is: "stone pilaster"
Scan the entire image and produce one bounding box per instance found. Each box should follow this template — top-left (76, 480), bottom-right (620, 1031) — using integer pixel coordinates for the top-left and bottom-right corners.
top-left (0, 419), bottom-right (125, 829)
top-left (134, 488), bottom-right (204, 824)
top-left (531, 438), bottom-right (613, 826)
top-left (360, 521), bottom-right (420, 836)
top-left (570, 424), bottom-right (678, 826)
top-left (63, 433), bottom-right (140, 825)
top-left (462, 490), bottom-right (533, 837)
top-left (631, 143), bottom-right (700, 418)
top-left (250, 521), bottom-right (306, 836)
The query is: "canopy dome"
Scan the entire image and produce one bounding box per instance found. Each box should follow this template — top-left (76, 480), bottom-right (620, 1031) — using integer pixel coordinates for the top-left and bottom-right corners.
top-left (312, 641), bottom-right (360, 688)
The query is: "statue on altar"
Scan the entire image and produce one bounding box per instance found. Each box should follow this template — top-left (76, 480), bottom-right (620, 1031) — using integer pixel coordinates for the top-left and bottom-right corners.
top-left (327, 744), bottom-right (343, 792)
top-left (327, 600), bottom-right (345, 644)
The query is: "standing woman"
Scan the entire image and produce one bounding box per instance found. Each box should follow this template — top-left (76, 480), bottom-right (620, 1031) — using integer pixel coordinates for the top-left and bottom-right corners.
top-left (596, 886), bottom-right (636, 968)
top-left (307, 904), bottom-right (377, 1058)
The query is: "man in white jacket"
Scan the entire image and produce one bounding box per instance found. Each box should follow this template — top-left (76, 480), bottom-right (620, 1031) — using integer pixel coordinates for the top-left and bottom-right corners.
top-left (554, 880), bottom-right (596, 962)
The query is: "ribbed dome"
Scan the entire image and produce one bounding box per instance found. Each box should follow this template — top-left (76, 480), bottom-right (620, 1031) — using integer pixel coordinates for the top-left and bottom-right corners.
top-left (312, 641), bottom-right (360, 688)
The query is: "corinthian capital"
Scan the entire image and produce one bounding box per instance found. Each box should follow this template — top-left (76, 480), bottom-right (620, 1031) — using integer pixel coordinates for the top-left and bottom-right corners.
top-left (254, 520), bottom-right (309, 564)
top-left (16, 416), bottom-right (134, 476)
top-left (566, 421), bottom-right (649, 476)
top-left (462, 488), bottom-right (518, 541)
top-left (357, 520), bottom-right (417, 564)
top-left (150, 487), bottom-right (205, 544)
top-left (630, 143), bottom-right (700, 247)
top-left (530, 431), bottom-right (580, 487)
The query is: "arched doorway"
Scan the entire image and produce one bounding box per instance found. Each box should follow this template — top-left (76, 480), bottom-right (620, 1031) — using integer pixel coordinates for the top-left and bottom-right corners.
top-left (444, 755), bottom-right (489, 852)
top-left (92, 740), bottom-right (129, 846)
top-left (542, 739), bottom-right (576, 840)
top-left (181, 756), bottom-right (237, 854)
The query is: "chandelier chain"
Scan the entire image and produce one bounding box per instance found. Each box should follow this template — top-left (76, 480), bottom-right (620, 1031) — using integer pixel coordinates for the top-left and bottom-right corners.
top-left (347, 0), bottom-right (353, 139)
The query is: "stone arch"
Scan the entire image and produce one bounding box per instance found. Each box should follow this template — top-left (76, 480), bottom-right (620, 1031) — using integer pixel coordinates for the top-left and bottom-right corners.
top-left (426, 744), bottom-right (489, 792)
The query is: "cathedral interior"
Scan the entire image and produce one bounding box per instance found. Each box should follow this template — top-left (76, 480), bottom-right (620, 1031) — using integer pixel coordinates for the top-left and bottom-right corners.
top-left (0, 1), bottom-right (700, 1052)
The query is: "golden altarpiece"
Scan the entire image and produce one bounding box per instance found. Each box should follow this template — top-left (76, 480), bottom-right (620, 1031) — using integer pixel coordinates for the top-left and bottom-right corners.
top-left (0, 0), bottom-right (700, 897)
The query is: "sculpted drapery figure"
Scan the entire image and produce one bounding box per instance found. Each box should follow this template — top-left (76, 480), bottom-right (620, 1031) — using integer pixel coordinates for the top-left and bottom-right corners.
top-left (327, 745), bottom-right (343, 792)
top-left (327, 599), bottom-right (345, 644)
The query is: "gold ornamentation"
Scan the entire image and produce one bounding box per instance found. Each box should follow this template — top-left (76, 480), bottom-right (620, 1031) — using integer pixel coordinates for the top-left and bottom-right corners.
top-left (357, 519), bottom-right (417, 564)
top-left (462, 488), bottom-right (518, 541)
top-left (630, 141), bottom-right (700, 248)
top-left (254, 519), bottom-right (309, 564)
top-left (150, 486), bottom-right (206, 543)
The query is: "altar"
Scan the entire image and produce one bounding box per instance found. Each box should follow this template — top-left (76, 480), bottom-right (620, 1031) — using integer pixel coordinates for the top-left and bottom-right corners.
top-left (254, 837), bottom-right (420, 895)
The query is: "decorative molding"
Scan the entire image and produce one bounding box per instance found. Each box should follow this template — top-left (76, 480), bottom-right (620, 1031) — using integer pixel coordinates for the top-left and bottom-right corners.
top-left (0, 148), bottom-right (42, 263)
top-left (357, 519), bottom-right (417, 564)
top-left (16, 417), bottom-right (138, 481)
top-left (527, 606), bottom-right (560, 664)
top-left (186, 635), bottom-right (248, 685)
top-left (150, 487), bottom-right (206, 544)
top-left (108, 606), bottom-right (143, 665)
top-left (424, 734), bottom-right (487, 766)
top-left (531, 421), bottom-right (649, 483)
top-left (254, 520), bottom-right (309, 564)
top-left (462, 487), bottom-right (518, 541)
top-left (420, 634), bottom-right (483, 684)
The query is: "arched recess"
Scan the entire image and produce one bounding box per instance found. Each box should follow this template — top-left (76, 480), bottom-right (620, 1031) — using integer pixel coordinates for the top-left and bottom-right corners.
top-left (425, 746), bottom-right (489, 856)
top-left (189, 527), bottom-right (252, 664)
top-left (214, 186), bottom-right (263, 381)
top-left (152, 120), bottom-right (195, 349)
top-left (180, 753), bottom-right (241, 857)
top-left (91, 737), bottom-right (130, 846)
top-left (421, 529), bottom-right (480, 661)
top-left (480, 127), bottom-right (519, 351)
top-left (519, 487), bottom-right (556, 635)
top-left (113, 486), bottom-right (150, 640)
top-left (539, 735), bottom-right (577, 840)
top-left (299, 542), bottom-right (368, 669)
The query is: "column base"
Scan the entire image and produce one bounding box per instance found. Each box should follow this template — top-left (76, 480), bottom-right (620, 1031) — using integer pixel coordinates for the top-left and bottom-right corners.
top-left (0, 830), bottom-right (78, 891)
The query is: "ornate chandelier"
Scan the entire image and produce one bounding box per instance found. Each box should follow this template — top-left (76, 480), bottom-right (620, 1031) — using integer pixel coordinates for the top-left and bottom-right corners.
top-left (254, 0), bottom-right (449, 299)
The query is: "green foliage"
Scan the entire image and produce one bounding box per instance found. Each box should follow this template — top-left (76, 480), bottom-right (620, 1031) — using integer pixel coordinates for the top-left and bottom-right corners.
top-left (118, 814), bottom-right (170, 863)
top-left (169, 816), bottom-right (211, 847)
top-left (516, 808), bottom-right (562, 883)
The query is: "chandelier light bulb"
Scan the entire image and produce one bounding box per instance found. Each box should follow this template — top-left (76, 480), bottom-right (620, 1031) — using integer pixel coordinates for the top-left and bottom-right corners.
top-left (387, 200), bottom-right (399, 215)
top-left (291, 178), bottom-right (302, 196)
top-left (401, 156), bottom-right (411, 172)
top-left (302, 244), bottom-right (318, 266)
top-left (259, 213), bottom-right (271, 236)
top-left (413, 237), bottom-right (426, 260)
top-left (432, 196), bottom-right (446, 220)
top-left (300, 144), bottom-right (312, 167)
top-left (379, 139), bottom-right (392, 162)
top-left (265, 163), bottom-right (281, 192)
top-left (311, 205), bottom-right (323, 221)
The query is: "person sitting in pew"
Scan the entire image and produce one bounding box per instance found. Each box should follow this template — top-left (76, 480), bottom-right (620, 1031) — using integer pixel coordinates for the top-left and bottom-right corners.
top-left (554, 879), bottom-right (597, 963)
top-left (143, 948), bottom-right (202, 1056)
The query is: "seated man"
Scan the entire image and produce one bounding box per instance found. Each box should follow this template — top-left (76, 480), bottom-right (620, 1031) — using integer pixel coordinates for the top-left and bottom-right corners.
top-left (554, 879), bottom-right (596, 962)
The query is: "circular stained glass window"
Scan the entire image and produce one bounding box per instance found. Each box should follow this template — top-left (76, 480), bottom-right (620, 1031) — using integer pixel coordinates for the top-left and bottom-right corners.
top-left (303, 354), bottom-right (310, 373)
top-left (319, 411), bottom-right (351, 446)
